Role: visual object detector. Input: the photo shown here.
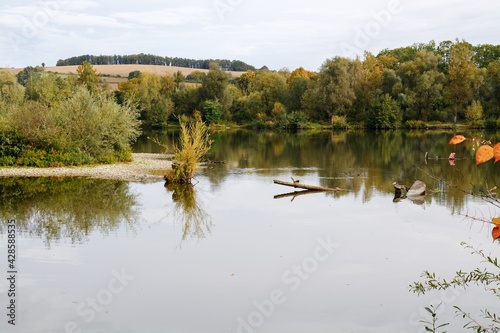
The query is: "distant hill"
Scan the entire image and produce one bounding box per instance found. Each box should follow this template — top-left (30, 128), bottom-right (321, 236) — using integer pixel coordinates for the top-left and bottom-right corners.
top-left (30, 64), bottom-right (243, 90)
top-left (56, 53), bottom-right (256, 72)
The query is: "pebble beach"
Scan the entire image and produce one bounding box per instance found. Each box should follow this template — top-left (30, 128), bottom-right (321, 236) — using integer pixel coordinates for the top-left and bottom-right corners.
top-left (0, 154), bottom-right (171, 183)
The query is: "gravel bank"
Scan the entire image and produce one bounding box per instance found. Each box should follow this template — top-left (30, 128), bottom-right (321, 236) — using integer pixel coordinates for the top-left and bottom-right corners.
top-left (0, 153), bottom-right (172, 183)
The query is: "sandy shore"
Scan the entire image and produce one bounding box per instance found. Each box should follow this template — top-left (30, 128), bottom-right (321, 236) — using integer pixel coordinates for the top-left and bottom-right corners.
top-left (0, 153), bottom-right (172, 183)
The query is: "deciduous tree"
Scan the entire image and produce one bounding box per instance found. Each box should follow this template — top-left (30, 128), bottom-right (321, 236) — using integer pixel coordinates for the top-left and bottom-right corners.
top-left (76, 61), bottom-right (101, 94)
top-left (446, 41), bottom-right (477, 123)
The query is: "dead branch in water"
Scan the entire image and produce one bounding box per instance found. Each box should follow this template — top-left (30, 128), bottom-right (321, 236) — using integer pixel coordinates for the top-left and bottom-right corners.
top-left (273, 180), bottom-right (343, 192)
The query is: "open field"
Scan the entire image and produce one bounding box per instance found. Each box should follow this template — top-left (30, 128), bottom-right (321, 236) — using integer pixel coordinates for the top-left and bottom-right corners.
top-left (5, 64), bottom-right (243, 90)
top-left (7, 64), bottom-right (244, 78)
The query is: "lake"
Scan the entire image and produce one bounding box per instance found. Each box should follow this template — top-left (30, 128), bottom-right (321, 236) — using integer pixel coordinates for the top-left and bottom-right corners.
top-left (1, 129), bottom-right (499, 333)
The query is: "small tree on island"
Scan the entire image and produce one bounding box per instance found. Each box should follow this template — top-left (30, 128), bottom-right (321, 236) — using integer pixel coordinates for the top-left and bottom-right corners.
top-left (162, 118), bottom-right (213, 184)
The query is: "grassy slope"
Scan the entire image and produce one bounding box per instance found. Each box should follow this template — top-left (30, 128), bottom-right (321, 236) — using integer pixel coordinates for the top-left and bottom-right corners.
top-left (6, 64), bottom-right (244, 90)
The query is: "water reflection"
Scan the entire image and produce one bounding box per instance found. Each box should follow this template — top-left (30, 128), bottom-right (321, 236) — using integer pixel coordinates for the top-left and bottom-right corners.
top-left (134, 129), bottom-right (500, 214)
top-left (0, 178), bottom-right (139, 245)
top-left (203, 130), bottom-right (499, 211)
top-left (165, 183), bottom-right (212, 245)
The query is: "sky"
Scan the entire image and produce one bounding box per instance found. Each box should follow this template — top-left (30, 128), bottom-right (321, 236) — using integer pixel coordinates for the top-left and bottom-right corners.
top-left (0, 0), bottom-right (498, 71)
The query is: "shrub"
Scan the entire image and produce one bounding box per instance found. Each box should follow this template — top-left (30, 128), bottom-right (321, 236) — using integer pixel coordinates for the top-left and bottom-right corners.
top-left (54, 88), bottom-right (141, 158)
top-left (279, 111), bottom-right (309, 130)
top-left (0, 87), bottom-right (141, 166)
top-left (0, 131), bottom-right (26, 162)
top-left (164, 119), bottom-right (213, 184)
top-left (202, 99), bottom-right (222, 124)
top-left (465, 100), bottom-right (483, 124)
top-left (331, 115), bottom-right (350, 130)
top-left (367, 94), bottom-right (402, 129)
top-left (405, 120), bottom-right (428, 129)
top-left (12, 101), bottom-right (58, 149)
top-left (484, 118), bottom-right (500, 129)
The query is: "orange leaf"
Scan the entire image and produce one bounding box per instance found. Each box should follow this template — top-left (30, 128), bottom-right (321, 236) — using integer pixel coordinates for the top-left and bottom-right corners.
top-left (493, 226), bottom-right (500, 241)
top-left (494, 143), bottom-right (500, 163)
top-left (449, 135), bottom-right (467, 145)
top-left (476, 145), bottom-right (494, 166)
top-left (493, 218), bottom-right (500, 226)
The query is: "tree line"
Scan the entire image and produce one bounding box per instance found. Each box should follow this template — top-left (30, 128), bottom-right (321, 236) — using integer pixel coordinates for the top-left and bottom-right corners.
top-left (56, 53), bottom-right (256, 72)
top-left (112, 39), bottom-right (500, 129)
top-left (1, 39), bottom-right (500, 166)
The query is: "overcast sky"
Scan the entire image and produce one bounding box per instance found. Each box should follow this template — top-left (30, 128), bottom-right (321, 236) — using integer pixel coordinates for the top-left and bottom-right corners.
top-left (0, 0), bottom-right (498, 71)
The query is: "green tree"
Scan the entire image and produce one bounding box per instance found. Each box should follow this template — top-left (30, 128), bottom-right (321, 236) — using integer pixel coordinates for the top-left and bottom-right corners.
top-left (202, 99), bottom-right (222, 124)
top-left (136, 72), bottom-right (175, 127)
top-left (128, 70), bottom-right (141, 80)
top-left (446, 41), bottom-right (477, 123)
top-left (25, 72), bottom-right (74, 106)
top-left (172, 86), bottom-right (201, 117)
top-left (349, 53), bottom-right (385, 123)
top-left (317, 57), bottom-right (356, 119)
top-left (77, 61), bottom-right (101, 94)
top-left (378, 46), bottom-right (418, 64)
top-left (173, 70), bottom-right (185, 90)
top-left (119, 72), bottom-right (176, 127)
top-left (251, 71), bottom-right (287, 116)
top-left (285, 67), bottom-right (316, 113)
top-left (482, 60), bottom-right (500, 119)
top-left (271, 101), bottom-right (286, 119)
top-left (472, 44), bottom-right (500, 68)
top-left (398, 51), bottom-right (446, 121)
top-left (380, 69), bottom-right (403, 98)
top-left (186, 70), bottom-right (206, 84)
top-left (236, 70), bottom-right (256, 95)
top-left (0, 70), bottom-right (25, 105)
top-left (55, 87), bottom-right (141, 158)
top-left (301, 77), bottom-right (323, 120)
top-left (200, 63), bottom-right (230, 101)
top-left (285, 75), bottom-right (309, 113)
top-left (16, 66), bottom-right (44, 87)
top-left (435, 40), bottom-right (454, 74)
top-left (367, 94), bottom-right (402, 129)
top-left (465, 100), bottom-right (483, 123)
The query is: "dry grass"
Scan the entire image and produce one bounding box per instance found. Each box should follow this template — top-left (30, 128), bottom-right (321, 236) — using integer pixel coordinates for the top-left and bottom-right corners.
top-left (5, 64), bottom-right (242, 90)
top-left (6, 64), bottom-right (244, 78)
top-left (164, 120), bottom-right (213, 184)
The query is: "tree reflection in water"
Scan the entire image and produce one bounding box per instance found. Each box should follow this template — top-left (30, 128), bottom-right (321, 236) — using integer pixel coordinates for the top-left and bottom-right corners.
top-left (0, 177), bottom-right (139, 245)
top-left (165, 183), bottom-right (212, 245)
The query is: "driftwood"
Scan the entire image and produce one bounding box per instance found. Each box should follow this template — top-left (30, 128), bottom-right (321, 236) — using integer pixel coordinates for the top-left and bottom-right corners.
top-left (393, 182), bottom-right (409, 192)
top-left (392, 180), bottom-right (426, 205)
top-left (274, 189), bottom-right (324, 201)
top-left (273, 180), bottom-right (342, 192)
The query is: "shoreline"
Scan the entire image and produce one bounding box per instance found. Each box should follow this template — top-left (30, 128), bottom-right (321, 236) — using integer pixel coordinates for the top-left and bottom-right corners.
top-left (0, 153), bottom-right (171, 183)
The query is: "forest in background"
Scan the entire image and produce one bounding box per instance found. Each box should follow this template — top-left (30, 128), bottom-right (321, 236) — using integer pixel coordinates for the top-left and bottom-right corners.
top-left (56, 53), bottom-right (257, 72)
top-left (110, 39), bottom-right (500, 129)
top-left (1, 39), bottom-right (500, 166)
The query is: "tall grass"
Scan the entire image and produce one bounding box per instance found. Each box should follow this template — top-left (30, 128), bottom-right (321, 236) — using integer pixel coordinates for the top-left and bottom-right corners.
top-left (164, 119), bottom-right (213, 184)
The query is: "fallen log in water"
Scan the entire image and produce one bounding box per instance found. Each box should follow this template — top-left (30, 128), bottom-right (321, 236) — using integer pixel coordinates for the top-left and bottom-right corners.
top-left (273, 180), bottom-right (342, 192)
top-left (274, 189), bottom-right (324, 200)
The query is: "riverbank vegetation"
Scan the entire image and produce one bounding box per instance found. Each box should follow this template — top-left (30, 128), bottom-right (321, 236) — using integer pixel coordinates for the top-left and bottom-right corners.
top-left (112, 39), bottom-right (499, 129)
top-left (0, 62), bottom-right (141, 166)
top-left (161, 119), bottom-right (213, 184)
top-left (1, 39), bottom-right (499, 166)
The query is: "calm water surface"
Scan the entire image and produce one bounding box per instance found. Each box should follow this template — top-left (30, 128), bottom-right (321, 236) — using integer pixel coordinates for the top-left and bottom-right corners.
top-left (0, 130), bottom-right (499, 333)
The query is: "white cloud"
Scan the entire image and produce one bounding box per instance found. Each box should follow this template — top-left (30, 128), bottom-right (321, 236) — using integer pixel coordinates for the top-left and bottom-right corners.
top-left (0, 0), bottom-right (498, 69)
top-left (112, 6), bottom-right (213, 26)
top-left (52, 12), bottom-right (131, 28)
